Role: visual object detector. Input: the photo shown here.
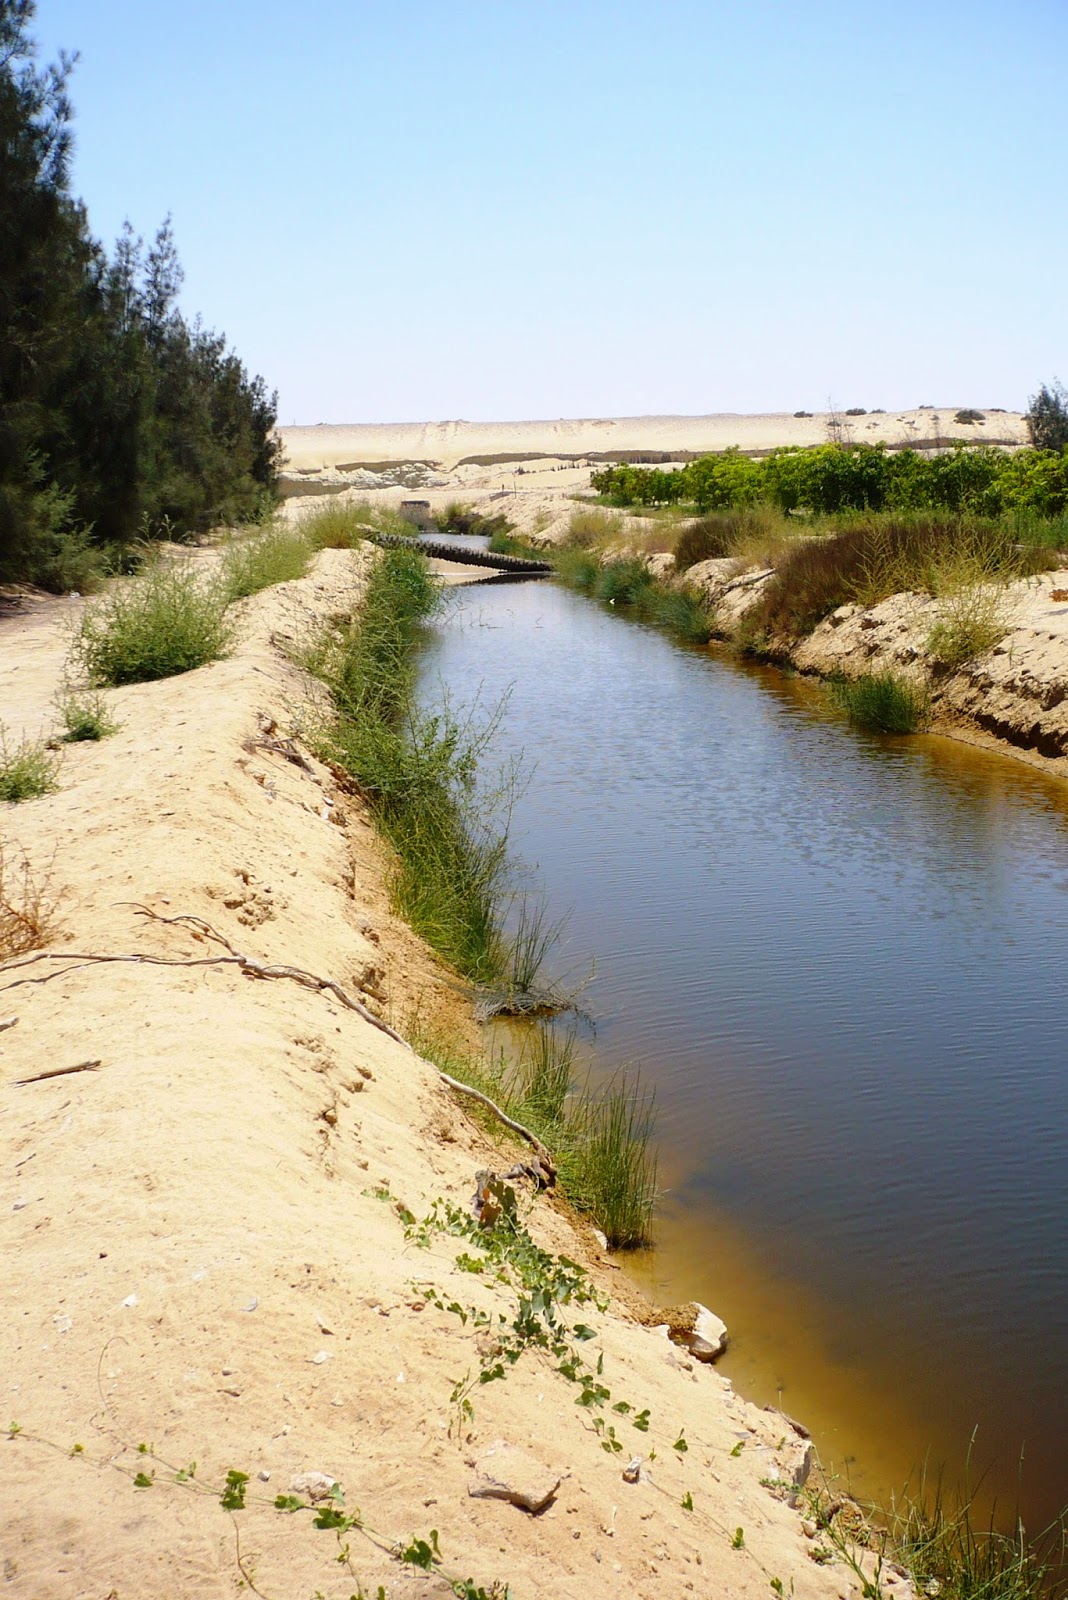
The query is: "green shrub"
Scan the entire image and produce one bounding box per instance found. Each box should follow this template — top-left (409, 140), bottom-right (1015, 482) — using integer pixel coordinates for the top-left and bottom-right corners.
top-left (21, 525), bottom-right (106, 594)
top-left (221, 524), bottom-right (311, 599)
top-left (0, 728), bottom-right (59, 802)
top-left (56, 688), bottom-right (119, 742)
top-left (954, 409), bottom-right (986, 425)
top-left (73, 557), bottom-right (232, 685)
top-left (830, 672), bottom-right (929, 734)
top-left (595, 558), bottom-right (657, 608)
top-left (1025, 381), bottom-right (1068, 452)
top-left (567, 507), bottom-right (622, 546)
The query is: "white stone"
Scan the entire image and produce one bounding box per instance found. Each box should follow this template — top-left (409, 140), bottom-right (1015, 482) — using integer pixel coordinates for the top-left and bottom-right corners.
top-left (468, 1440), bottom-right (563, 1513)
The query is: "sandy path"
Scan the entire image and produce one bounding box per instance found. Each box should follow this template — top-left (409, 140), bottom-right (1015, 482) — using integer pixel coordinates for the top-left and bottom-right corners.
top-left (0, 553), bottom-right (873, 1598)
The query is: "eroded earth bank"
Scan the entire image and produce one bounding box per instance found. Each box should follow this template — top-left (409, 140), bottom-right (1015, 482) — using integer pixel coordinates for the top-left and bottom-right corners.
top-left (0, 550), bottom-right (881, 1599)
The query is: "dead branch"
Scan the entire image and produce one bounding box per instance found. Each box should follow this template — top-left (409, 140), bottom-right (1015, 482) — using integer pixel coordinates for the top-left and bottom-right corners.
top-left (436, 1071), bottom-right (556, 1179)
top-left (17, 1059), bottom-right (102, 1086)
top-left (0, 906), bottom-right (558, 1180)
top-left (242, 736), bottom-right (315, 773)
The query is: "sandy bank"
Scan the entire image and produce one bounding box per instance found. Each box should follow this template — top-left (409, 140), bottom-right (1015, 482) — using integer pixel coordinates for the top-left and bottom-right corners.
top-left (682, 557), bottom-right (1068, 778)
top-left (0, 552), bottom-right (874, 1598)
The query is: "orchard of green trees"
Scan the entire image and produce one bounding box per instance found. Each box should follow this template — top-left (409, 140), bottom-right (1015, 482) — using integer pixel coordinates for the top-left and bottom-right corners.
top-left (591, 388), bottom-right (1068, 520)
top-left (1, 0), bottom-right (280, 588)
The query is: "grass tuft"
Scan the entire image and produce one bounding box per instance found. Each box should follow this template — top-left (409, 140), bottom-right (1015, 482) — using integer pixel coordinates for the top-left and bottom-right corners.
top-left (748, 513), bottom-right (1049, 643)
top-left (0, 728), bottom-right (59, 803)
top-left (56, 688), bottom-right (119, 742)
top-left (73, 557), bottom-right (232, 686)
top-left (221, 524), bottom-right (311, 600)
top-left (313, 546), bottom-right (515, 982)
top-left (561, 1070), bottom-right (658, 1249)
top-left (886, 1473), bottom-right (1068, 1600)
top-left (0, 842), bottom-right (54, 957)
top-left (413, 1021), bottom-right (658, 1248)
top-left (830, 672), bottom-right (930, 734)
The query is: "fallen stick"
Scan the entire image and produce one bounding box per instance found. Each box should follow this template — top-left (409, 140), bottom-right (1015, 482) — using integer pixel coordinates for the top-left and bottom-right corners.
top-left (1, 909), bottom-right (558, 1181)
top-left (436, 1072), bottom-right (556, 1176)
top-left (17, 1059), bottom-right (102, 1086)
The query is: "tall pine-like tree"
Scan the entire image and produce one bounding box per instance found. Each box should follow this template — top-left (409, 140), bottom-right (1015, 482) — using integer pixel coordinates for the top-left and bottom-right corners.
top-left (0, 0), bottom-right (280, 586)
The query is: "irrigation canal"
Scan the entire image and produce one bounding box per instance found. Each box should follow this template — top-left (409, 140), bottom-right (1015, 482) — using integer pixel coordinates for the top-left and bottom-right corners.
top-left (414, 556), bottom-right (1068, 1532)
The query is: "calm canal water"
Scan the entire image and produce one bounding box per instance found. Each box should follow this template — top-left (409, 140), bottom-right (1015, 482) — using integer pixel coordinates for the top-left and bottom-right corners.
top-left (416, 571), bottom-right (1068, 1532)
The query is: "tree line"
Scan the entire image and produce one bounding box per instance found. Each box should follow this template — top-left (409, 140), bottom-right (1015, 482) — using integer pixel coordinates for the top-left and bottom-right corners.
top-left (1, 0), bottom-right (281, 588)
top-left (591, 389), bottom-right (1068, 519)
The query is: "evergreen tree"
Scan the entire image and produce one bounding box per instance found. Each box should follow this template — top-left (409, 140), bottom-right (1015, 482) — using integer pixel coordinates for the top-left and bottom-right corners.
top-left (0, 0), bottom-right (280, 586)
top-left (1026, 381), bottom-right (1068, 454)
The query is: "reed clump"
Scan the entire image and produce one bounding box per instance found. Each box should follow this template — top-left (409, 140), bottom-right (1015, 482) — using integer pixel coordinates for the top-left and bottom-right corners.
top-left (830, 672), bottom-right (930, 734)
top-left (413, 1020), bottom-right (658, 1249)
top-left (297, 499), bottom-right (412, 551)
top-left (554, 548), bottom-right (717, 644)
top-left (885, 1473), bottom-right (1068, 1600)
top-left (313, 546), bottom-right (509, 980)
top-left (674, 506), bottom-right (793, 572)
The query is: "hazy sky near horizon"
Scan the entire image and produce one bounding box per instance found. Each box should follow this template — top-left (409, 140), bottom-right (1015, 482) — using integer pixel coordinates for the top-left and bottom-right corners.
top-left (33, 0), bottom-right (1066, 424)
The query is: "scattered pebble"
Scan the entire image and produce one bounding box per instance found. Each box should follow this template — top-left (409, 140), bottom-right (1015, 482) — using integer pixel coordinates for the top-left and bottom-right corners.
top-left (289, 1471), bottom-right (337, 1503)
top-left (121, 1294), bottom-right (138, 1309)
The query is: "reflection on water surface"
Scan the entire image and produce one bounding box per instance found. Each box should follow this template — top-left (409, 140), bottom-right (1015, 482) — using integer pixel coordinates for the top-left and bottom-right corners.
top-left (417, 577), bottom-right (1068, 1529)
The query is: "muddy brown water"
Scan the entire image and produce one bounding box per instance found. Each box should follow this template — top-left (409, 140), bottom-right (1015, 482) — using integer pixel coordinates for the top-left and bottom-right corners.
top-left (415, 572), bottom-right (1068, 1534)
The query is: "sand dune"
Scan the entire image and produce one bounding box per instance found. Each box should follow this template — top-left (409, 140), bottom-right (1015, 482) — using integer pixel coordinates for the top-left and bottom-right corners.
top-left (279, 408), bottom-right (1028, 472)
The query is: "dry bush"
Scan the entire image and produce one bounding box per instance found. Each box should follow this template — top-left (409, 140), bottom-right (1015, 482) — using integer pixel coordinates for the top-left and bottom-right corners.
top-left (0, 842), bottom-right (54, 959)
top-left (674, 506), bottom-right (792, 571)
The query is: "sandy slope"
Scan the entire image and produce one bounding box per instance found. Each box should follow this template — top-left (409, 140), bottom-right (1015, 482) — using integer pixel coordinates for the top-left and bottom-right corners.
top-left (278, 411), bottom-right (1027, 472)
top-left (0, 553), bottom-right (876, 1599)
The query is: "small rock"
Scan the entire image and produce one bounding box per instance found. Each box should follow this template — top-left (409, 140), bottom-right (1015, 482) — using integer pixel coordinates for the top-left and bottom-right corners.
top-left (52, 1314), bottom-right (73, 1335)
top-left (258, 1470), bottom-right (271, 1483)
top-left (289, 1471), bottom-right (338, 1503)
top-left (121, 1293), bottom-right (138, 1309)
top-left (310, 1350), bottom-right (331, 1364)
top-left (242, 1297), bottom-right (259, 1313)
top-left (622, 1457), bottom-right (642, 1484)
top-left (13, 1198), bottom-right (29, 1212)
top-left (468, 1440), bottom-right (563, 1514)
top-left (690, 1302), bottom-right (728, 1359)
top-left (592, 1228), bottom-right (608, 1251)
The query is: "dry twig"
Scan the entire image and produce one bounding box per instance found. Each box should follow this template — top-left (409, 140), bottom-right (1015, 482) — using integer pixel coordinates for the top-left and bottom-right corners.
top-left (16, 1059), bottom-right (102, 1086)
top-left (0, 906), bottom-right (557, 1180)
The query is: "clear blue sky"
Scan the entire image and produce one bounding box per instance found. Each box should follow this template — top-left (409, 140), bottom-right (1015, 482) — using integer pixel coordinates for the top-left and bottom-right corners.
top-left (32, 0), bottom-right (1067, 424)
